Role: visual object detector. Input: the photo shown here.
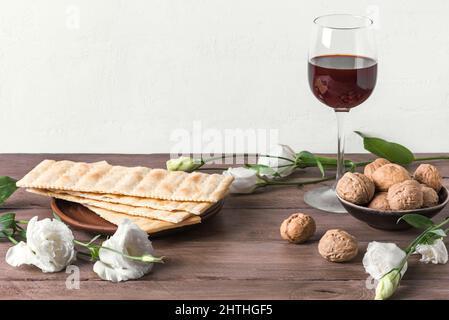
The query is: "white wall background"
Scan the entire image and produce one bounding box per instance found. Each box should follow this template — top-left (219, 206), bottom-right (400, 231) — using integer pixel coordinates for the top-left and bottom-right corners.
top-left (0, 0), bottom-right (448, 154)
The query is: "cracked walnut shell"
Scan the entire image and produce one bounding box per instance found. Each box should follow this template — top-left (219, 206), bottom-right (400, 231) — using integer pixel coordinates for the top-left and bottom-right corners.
top-left (371, 163), bottom-right (411, 191)
top-left (364, 158), bottom-right (390, 180)
top-left (387, 180), bottom-right (423, 210)
top-left (414, 164), bottom-right (442, 192)
top-left (336, 172), bottom-right (375, 205)
top-left (318, 229), bottom-right (358, 262)
top-left (280, 213), bottom-right (316, 244)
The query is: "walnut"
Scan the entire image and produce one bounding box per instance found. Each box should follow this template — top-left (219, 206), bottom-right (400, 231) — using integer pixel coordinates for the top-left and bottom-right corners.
top-left (421, 184), bottom-right (439, 208)
top-left (368, 192), bottom-right (390, 211)
top-left (414, 164), bottom-right (442, 192)
top-left (364, 158), bottom-right (390, 180)
top-left (371, 164), bottom-right (411, 191)
top-left (336, 172), bottom-right (375, 205)
top-left (318, 229), bottom-right (358, 262)
top-left (280, 213), bottom-right (316, 244)
top-left (387, 180), bottom-right (423, 210)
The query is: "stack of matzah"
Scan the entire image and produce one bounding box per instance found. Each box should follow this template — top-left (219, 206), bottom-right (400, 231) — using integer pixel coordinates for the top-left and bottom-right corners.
top-left (17, 160), bottom-right (234, 234)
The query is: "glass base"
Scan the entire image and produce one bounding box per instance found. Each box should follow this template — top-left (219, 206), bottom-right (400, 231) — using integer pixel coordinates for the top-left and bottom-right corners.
top-left (304, 186), bottom-right (346, 213)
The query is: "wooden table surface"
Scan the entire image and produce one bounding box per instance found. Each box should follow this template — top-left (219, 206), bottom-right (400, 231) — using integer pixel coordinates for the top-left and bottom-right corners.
top-left (1, 153), bottom-right (448, 300)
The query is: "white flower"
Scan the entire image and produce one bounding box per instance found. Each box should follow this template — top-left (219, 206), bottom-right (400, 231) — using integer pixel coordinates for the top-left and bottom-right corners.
top-left (415, 238), bottom-right (448, 264)
top-left (223, 167), bottom-right (258, 194)
top-left (93, 219), bottom-right (155, 282)
top-left (363, 242), bottom-right (407, 280)
top-left (257, 144), bottom-right (296, 178)
top-left (6, 216), bottom-right (76, 273)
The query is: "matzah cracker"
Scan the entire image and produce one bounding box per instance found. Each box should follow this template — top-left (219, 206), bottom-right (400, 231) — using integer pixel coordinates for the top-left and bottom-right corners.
top-left (85, 205), bottom-right (201, 234)
top-left (50, 189), bottom-right (213, 215)
top-left (17, 160), bottom-right (233, 202)
top-left (28, 188), bottom-right (192, 223)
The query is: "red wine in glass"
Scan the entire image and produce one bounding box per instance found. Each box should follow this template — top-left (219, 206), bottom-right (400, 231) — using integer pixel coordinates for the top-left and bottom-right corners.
top-left (308, 54), bottom-right (377, 111)
top-left (304, 14), bottom-right (377, 213)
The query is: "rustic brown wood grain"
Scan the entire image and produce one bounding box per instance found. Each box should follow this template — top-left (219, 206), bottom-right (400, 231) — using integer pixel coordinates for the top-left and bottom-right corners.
top-left (0, 154), bottom-right (448, 300)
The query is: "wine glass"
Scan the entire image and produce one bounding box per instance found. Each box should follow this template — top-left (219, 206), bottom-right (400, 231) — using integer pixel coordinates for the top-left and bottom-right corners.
top-left (304, 14), bottom-right (377, 213)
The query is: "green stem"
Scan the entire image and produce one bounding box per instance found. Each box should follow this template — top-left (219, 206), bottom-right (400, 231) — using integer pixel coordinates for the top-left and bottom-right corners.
top-left (260, 176), bottom-right (334, 187)
top-left (203, 154), bottom-right (449, 170)
top-left (258, 154), bottom-right (295, 163)
top-left (199, 162), bottom-right (296, 171)
top-left (17, 220), bottom-right (28, 225)
top-left (383, 217), bottom-right (449, 282)
top-left (414, 156), bottom-right (449, 161)
top-left (404, 217), bottom-right (449, 254)
top-left (435, 217), bottom-right (449, 229)
top-left (73, 239), bottom-right (164, 263)
top-left (404, 227), bottom-right (433, 255)
top-left (354, 161), bottom-right (372, 167)
top-left (7, 235), bottom-right (18, 245)
top-left (297, 157), bottom-right (368, 169)
top-left (202, 154), bottom-right (295, 164)
top-left (390, 227), bottom-right (434, 278)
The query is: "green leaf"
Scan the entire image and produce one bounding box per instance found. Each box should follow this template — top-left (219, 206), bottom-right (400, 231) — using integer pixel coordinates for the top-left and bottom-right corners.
top-left (0, 176), bottom-right (17, 205)
top-left (297, 151), bottom-right (315, 162)
top-left (397, 214), bottom-right (435, 229)
top-left (0, 229), bottom-right (13, 238)
top-left (419, 232), bottom-right (443, 246)
top-left (244, 164), bottom-right (277, 177)
top-left (355, 132), bottom-right (415, 165)
top-left (17, 228), bottom-right (26, 240)
top-left (429, 229), bottom-right (446, 237)
top-left (315, 158), bottom-right (325, 178)
top-left (0, 212), bottom-right (16, 230)
top-left (88, 246), bottom-right (100, 261)
top-left (297, 151), bottom-right (325, 177)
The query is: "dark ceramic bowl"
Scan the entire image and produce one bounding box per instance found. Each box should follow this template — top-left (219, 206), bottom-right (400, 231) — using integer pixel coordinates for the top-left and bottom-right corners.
top-left (337, 187), bottom-right (449, 231)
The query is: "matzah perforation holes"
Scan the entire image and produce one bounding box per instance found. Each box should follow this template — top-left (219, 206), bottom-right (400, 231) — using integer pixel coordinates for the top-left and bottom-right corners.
top-left (17, 159), bottom-right (232, 202)
top-left (95, 166), bottom-right (128, 192)
top-left (53, 162), bottom-right (91, 189)
top-left (74, 162), bottom-right (112, 191)
top-left (202, 174), bottom-right (221, 199)
top-left (132, 169), bottom-right (169, 197)
top-left (33, 160), bottom-right (74, 190)
top-left (210, 175), bottom-right (234, 201)
top-left (174, 172), bottom-right (207, 201)
top-left (16, 159), bottom-right (55, 187)
top-left (160, 171), bottom-right (189, 199)
top-left (115, 167), bottom-right (149, 194)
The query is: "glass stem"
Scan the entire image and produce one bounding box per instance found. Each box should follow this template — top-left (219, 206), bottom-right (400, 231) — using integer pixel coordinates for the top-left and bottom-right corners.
top-left (334, 111), bottom-right (348, 188)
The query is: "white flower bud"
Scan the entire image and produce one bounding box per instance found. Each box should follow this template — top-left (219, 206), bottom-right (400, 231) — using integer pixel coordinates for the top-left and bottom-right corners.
top-left (257, 144), bottom-right (296, 178)
top-left (223, 167), bottom-right (258, 194)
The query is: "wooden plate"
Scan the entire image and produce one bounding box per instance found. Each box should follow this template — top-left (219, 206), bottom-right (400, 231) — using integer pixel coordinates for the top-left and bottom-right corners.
top-left (51, 198), bottom-right (224, 237)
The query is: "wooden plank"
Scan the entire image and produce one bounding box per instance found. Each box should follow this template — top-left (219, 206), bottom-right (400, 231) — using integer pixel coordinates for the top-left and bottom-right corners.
top-left (0, 154), bottom-right (449, 300)
top-left (0, 279), bottom-right (447, 300)
top-left (1, 208), bottom-right (448, 284)
top-left (0, 279), bottom-right (374, 300)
